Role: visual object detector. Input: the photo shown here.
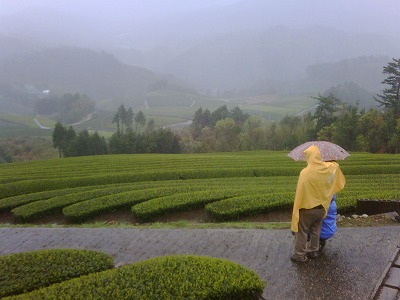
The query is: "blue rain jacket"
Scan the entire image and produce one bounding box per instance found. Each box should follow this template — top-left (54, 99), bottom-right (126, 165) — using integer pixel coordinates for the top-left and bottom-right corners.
top-left (320, 194), bottom-right (337, 240)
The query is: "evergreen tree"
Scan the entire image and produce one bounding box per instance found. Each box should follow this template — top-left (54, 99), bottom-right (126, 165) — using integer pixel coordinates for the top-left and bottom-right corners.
top-left (375, 58), bottom-right (400, 118)
top-left (135, 111), bottom-right (146, 132)
top-left (312, 93), bottom-right (341, 135)
top-left (52, 122), bottom-right (67, 158)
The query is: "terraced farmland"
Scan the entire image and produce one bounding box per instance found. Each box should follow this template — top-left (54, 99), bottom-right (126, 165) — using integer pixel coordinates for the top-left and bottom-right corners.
top-left (0, 151), bottom-right (399, 224)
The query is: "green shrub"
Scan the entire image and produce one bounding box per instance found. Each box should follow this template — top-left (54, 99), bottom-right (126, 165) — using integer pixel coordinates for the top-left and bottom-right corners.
top-left (62, 186), bottom-right (200, 222)
top-left (0, 186), bottom-right (104, 212)
top-left (131, 188), bottom-right (265, 222)
top-left (5, 255), bottom-right (265, 300)
top-left (0, 249), bottom-right (114, 297)
top-left (205, 193), bottom-right (294, 221)
top-left (10, 184), bottom-right (141, 222)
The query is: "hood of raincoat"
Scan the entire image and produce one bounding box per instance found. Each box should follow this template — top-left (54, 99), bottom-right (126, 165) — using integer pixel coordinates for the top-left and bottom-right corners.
top-left (291, 145), bottom-right (346, 232)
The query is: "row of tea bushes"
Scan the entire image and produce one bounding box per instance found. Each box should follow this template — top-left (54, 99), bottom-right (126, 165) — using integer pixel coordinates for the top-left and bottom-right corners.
top-left (0, 249), bottom-right (114, 298)
top-left (0, 151), bottom-right (294, 183)
top-left (206, 192), bottom-right (295, 221)
top-left (0, 179), bottom-right (224, 212)
top-left (4, 174), bottom-right (400, 223)
top-left (64, 179), bottom-right (296, 223)
top-left (0, 168), bottom-right (284, 199)
top-left (334, 174), bottom-right (400, 212)
top-left (0, 185), bottom-right (103, 211)
top-left (10, 184), bottom-right (140, 221)
top-left (3, 252), bottom-right (265, 300)
top-left (1, 152), bottom-right (400, 223)
top-left (1, 177), bottom-right (293, 222)
top-left (63, 185), bottom-right (218, 223)
top-left (2, 152), bottom-right (400, 187)
top-left (131, 188), bottom-right (252, 222)
top-left (0, 167), bottom-right (304, 200)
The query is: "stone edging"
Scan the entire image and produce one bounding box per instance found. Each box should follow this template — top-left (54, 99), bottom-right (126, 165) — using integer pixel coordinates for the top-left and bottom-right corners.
top-left (370, 244), bottom-right (400, 299)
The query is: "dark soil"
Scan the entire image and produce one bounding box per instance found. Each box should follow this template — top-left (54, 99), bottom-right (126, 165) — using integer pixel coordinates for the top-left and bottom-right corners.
top-left (1, 209), bottom-right (399, 227)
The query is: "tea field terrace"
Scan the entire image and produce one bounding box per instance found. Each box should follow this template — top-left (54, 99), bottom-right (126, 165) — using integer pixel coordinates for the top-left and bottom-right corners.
top-left (0, 151), bottom-right (399, 224)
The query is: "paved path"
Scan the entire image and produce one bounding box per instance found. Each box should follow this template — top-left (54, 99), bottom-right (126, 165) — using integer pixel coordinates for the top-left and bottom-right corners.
top-left (0, 226), bottom-right (399, 299)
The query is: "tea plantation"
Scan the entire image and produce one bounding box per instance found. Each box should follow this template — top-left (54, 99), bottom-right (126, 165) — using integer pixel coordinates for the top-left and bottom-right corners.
top-left (0, 151), bottom-right (399, 223)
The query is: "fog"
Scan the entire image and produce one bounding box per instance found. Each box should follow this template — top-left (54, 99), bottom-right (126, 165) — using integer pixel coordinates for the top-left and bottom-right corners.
top-left (1, 0), bottom-right (399, 102)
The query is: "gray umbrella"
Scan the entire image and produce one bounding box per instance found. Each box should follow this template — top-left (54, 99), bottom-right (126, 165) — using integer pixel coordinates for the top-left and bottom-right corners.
top-left (288, 141), bottom-right (350, 161)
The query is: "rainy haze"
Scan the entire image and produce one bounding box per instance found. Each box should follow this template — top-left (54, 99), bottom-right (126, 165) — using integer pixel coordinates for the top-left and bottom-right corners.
top-left (1, 0), bottom-right (399, 113)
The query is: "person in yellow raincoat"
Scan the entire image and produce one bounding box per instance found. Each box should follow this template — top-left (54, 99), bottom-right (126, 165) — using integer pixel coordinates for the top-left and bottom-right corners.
top-left (291, 145), bottom-right (345, 263)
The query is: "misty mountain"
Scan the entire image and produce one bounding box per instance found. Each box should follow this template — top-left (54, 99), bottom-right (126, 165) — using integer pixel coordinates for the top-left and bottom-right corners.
top-left (159, 26), bottom-right (396, 93)
top-left (0, 0), bottom-right (397, 114)
top-left (0, 47), bottom-right (197, 113)
top-left (306, 56), bottom-right (388, 92)
top-left (0, 36), bottom-right (44, 62)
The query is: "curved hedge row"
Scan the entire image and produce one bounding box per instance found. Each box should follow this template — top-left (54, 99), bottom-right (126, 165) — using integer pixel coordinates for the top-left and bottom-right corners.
top-left (0, 249), bottom-right (114, 298)
top-left (63, 186), bottom-right (209, 222)
top-left (131, 188), bottom-right (253, 222)
top-left (206, 192), bottom-right (294, 221)
top-left (1, 152), bottom-right (400, 223)
top-left (4, 255), bottom-right (265, 300)
top-left (10, 185), bottom-right (140, 222)
top-left (0, 167), bottom-right (299, 199)
top-left (0, 185), bottom-right (102, 212)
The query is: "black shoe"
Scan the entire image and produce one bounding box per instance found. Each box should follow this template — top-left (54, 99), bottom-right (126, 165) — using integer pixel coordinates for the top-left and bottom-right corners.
top-left (291, 254), bottom-right (309, 263)
top-left (307, 251), bottom-right (320, 259)
top-left (319, 239), bottom-right (326, 251)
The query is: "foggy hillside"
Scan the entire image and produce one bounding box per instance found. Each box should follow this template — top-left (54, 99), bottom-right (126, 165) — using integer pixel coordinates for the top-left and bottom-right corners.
top-left (0, 47), bottom-right (197, 113)
top-left (0, 0), bottom-right (399, 113)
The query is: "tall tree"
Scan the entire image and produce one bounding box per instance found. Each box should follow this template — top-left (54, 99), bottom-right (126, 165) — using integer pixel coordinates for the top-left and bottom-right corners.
top-left (135, 111), bottom-right (146, 132)
top-left (113, 104), bottom-right (127, 135)
top-left (214, 118), bottom-right (241, 151)
top-left (312, 93), bottom-right (341, 135)
top-left (375, 58), bottom-right (400, 118)
top-left (230, 106), bottom-right (249, 124)
top-left (75, 130), bottom-right (91, 156)
top-left (63, 126), bottom-right (77, 157)
top-left (90, 131), bottom-right (108, 155)
top-left (125, 107), bottom-right (134, 131)
top-left (52, 122), bottom-right (67, 158)
top-left (211, 105), bottom-right (230, 127)
top-left (333, 103), bottom-right (360, 151)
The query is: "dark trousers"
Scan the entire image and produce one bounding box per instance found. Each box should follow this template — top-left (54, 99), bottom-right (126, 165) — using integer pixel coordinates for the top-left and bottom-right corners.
top-left (294, 206), bottom-right (325, 257)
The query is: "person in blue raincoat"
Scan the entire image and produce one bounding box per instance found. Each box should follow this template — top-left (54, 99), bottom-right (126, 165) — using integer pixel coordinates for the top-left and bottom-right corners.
top-left (319, 194), bottom-right (337, 250)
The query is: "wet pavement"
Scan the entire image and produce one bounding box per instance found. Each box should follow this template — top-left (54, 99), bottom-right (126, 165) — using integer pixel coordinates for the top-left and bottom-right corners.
top-left (0, 226), bottom-right (399, 299)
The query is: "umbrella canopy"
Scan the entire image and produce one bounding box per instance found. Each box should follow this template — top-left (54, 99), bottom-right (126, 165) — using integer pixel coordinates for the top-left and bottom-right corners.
top-left (288, 141), bottom-right (350, 161)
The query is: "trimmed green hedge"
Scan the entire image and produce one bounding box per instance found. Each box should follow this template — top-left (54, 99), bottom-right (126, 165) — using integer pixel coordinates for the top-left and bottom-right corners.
top-left (0, 167), bottom-right (299, 199)
top-left (0, 186), bottom-right (102, 212)
top-left (1, 152), bottom-right (400, 223)
top-left (0, 249), bottom-right (114, 298)
top-left (10, 185), bottom-right (141, 222)
top-left (206, 193), bottom-right (294, 221)
top-left (131, 188), bottom-right (269, 222)
top-left (62, 186), bottom-right (203, 223)
top-left (5, 255), bottom-right (265, 300)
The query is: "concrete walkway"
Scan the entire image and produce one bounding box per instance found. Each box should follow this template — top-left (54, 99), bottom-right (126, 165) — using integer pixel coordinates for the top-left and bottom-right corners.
top-left (0, 226), bottom-right (399, 299)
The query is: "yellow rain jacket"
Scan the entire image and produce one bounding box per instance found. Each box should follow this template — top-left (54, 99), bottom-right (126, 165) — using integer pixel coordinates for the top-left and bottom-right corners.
top-left (291, 145), bottom-right (346, 232)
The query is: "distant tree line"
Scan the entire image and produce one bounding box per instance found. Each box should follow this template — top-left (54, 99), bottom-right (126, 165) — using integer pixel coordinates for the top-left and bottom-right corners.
top-left (36, 93), bottom-right (95, 124)
top-left (52, 124), bottom-right (108, 158)
top-left (180, 58), bottom-right (400, 154)
top-left (52, 104), bottom-right (180, 158)
top-left (181, 97), bottom-right (399, 154)
top-left (108, 104), bottom-right (180, 154)
top-left (53, 58), bottom-right (400, 157)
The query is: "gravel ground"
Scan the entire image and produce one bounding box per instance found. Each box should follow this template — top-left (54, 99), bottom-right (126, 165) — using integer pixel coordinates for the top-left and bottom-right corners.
top-left (0, 226), bottom-right (399, 299)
